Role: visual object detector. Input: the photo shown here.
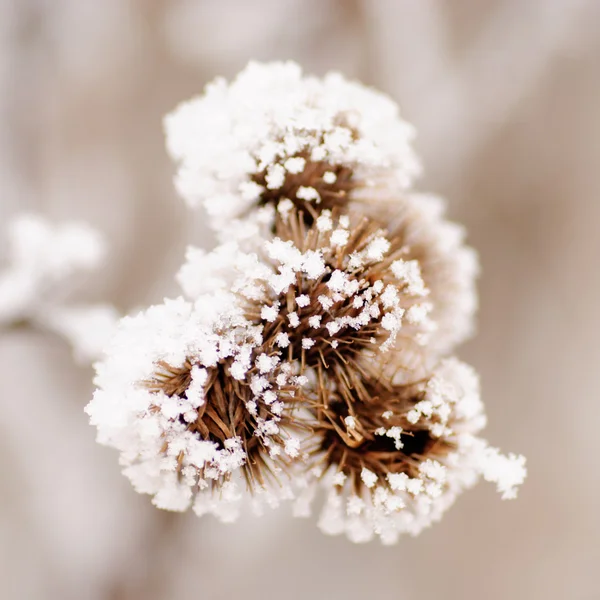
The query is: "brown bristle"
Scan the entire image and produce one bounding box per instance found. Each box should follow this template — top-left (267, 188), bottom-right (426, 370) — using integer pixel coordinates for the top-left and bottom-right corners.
top-left (143, 358), bottom-right (299, 490)
top-left (247, 208), bottom-right (428, 395)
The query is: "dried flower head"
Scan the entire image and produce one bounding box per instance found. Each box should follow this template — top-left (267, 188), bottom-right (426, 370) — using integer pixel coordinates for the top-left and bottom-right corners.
top-left (178, 198), bottom-right (478, 375)
top-left (86, 294), bottom-right (305, 521)
top-left (295, 358), bottom-right (526, 544)
top-left (178, 208), bottom-right (436, 392)
top-left (165, 61), bottom-right (420, 238)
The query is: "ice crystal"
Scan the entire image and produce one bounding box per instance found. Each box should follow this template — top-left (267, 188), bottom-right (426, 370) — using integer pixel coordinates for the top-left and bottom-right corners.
top-left (396, 193), bottom-right (479, 354)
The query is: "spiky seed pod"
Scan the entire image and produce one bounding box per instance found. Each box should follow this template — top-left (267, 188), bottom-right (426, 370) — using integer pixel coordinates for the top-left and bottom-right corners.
top-left (266, 208), bottom-right (435, 391)
top-left (143, 355), bottom-right (297, 492)
top-left (270, 192), bottom-right (479, 358)
top-left (86, 294), bottom-right (306, 522)
top-left (294, 358), bottom-right (526, 544)
top-left (165, 61), bottom-right (420, 240)
top-left (178, 208), bottom-right (436, 398)
top-left (306, 378), bottom-right (452, 490)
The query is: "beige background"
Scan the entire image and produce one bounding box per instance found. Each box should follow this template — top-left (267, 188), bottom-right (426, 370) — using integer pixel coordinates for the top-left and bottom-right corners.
top-left (1, 1), bottom-right (598, 598)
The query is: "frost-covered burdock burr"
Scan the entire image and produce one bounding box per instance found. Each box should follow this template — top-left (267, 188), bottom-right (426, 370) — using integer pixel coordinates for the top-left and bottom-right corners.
top-left (178, 201), bottom-right (477, 369)
top-left (296, 358), bottom-right (526, 544)
top-left (178, 208), bottom-right (436, 389)
top-left (165, 61), bottom-right (421, 240)
top-left (86, 293), bottom-right (306, 521)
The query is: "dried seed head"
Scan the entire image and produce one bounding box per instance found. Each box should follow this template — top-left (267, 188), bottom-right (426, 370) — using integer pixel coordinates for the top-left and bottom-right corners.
top-left (264, 209), bottom-right (434, 387)
top-left (179, 208), bottom-right (435, 395)
top-left (86, 294), bottom-right (305, 522)
top-left (165, 61), bottom-right (420, 239)
top-left (143, 354), bottom-right (295, 492)
top-left (306, 379), bottom-right (453, 494)
top-left (85, 58), bottom-right (527, 544)
top-left (294, 358), bottom-right (526, 544)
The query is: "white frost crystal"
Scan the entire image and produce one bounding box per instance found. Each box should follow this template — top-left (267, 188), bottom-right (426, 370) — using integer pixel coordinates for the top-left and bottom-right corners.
top-left (400, 193), bottom-right (480, 354)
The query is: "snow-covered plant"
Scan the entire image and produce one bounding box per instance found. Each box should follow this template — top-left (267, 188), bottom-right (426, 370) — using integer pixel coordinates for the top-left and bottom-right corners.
top-left (298, 358), bottom-right (526, 544)
top-left (0, 213), bottom-right (118, 362)
top-left (178, 208), bottom-right (434, 382)
top-left (87, 61), bottom-right (526, 544)
top-left (86, 293), bottom-right (306, 521)
top-left (164, 60), bottom-right (421, 242)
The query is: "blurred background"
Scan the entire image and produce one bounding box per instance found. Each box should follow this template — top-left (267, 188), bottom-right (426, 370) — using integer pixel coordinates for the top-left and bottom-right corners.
top-left (1, 1), bottom-right (599, 598)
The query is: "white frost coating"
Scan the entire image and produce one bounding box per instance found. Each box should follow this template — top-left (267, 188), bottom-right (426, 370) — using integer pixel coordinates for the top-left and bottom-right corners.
top-left (164, 60), bottom-right (421, 236)
top-left (402, 193), bottom-right (480, 354)
top-left (297, 358), bottom-right (526, 544)
top-left (185, 365), bottom-right (208, 407)
top-left (0, 213), bottom-right (106, 324)
top-left (476, 446), bottom-right (528, 500)
top-left (39, 304), bottom-right (120, 364)
top-left (0, 213), bottom-right (118, 362)
top-left (176, 242), bottom-right (271, 300)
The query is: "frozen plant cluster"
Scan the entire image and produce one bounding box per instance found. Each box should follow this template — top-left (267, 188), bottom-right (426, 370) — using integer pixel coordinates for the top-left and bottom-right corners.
top-left (87, 61), bottom-right (526, 544)
top-left (0, 213), bottom-right (119, 363)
